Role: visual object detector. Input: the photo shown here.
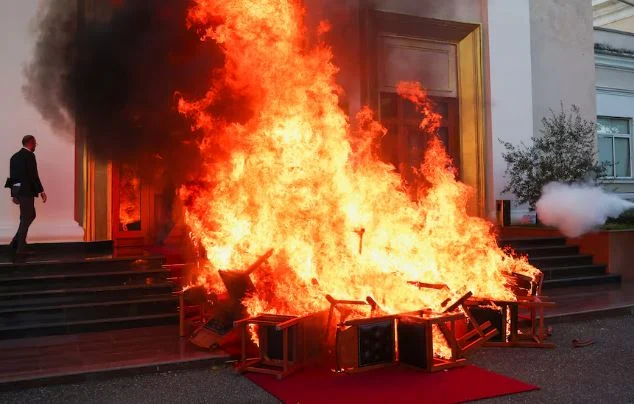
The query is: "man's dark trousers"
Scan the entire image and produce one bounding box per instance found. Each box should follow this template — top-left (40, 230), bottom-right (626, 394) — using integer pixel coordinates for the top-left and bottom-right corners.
top-left (11, 196), bottom-right (35, 253)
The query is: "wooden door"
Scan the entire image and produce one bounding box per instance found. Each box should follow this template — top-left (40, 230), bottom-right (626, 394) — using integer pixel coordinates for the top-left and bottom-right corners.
top-left (111, 163), bottom-right (155, 247)
top-left (379, 92), bottom-right (460, 183)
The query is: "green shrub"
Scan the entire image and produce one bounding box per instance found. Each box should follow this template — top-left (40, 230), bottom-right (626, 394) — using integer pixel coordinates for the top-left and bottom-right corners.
top-left (606, 208), bottom-right (634, 225)
top-left (500, 105), bottom-right (607, 210)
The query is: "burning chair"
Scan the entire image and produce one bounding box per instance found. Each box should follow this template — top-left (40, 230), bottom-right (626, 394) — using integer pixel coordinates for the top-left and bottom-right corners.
top-left (177, 285), bottom-right (214, 338)
top-left (397, 311), bottom-right (466, 372)
top-left (234, 311), bottom-right (328, 379)
top-left (465, 298), bottom-right (554, 348)
top-left (187, 249), bottom-right (272, 349)
top-left (466, 271), bottom-right (555, 348)
top-left (325, 295), bottom-right (397, 373)
top-left (398, 290), bottom-right (498, 372)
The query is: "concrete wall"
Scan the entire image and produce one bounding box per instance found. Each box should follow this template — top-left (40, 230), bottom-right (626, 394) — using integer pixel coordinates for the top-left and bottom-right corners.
top-left (530, 0), bottom-right (597, 127)
top-left (0, 0), bottom-right (83, 243)
top-left (306, 0), bottom-right (486, 117)
top-left (371, 0), bottom-right (483, 24)
top-left (485, 0), bottom-right (534, 219)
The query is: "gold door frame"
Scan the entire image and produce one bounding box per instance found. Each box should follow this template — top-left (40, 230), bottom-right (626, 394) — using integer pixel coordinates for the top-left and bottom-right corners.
top-left (360, 10), bottom-right (487, 216)
top-left (75, 133), bottom-right (112, 242)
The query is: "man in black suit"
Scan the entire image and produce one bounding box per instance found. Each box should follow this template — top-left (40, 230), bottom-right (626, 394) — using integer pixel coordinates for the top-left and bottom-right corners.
top-left (4, 135), bottom-right (47, 260)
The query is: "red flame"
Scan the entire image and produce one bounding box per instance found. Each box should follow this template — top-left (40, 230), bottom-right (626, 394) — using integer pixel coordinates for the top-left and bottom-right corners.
top-left (178, 0), bottom-right (539, 352)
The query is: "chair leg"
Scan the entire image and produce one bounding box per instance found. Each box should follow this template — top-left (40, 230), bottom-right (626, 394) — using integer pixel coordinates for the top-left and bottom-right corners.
top-left (179, 293), bottom-right (186, 337)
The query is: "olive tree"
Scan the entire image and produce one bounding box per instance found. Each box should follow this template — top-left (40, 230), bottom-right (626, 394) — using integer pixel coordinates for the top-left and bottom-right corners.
top-left (500, 105), bottom-right (606, 209)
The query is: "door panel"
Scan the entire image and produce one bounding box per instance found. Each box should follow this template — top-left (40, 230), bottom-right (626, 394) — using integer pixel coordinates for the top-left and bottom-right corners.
top-left (111, 163), bottom-right (154, 247)
top-left (378, 93), bottom-right (460, 183)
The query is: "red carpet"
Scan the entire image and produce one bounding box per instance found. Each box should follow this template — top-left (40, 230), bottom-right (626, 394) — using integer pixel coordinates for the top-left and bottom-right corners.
top-left (246, 365), bottom-right (538, 404)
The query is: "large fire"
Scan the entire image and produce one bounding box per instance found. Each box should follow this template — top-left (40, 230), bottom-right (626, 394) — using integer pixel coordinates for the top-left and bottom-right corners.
top-left (178, 1), bottom-right (539, 323)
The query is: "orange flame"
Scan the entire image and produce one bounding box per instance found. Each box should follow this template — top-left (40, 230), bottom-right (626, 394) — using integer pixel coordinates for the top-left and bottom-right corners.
top-left (178, 0), bottom-right (539, 351)
top-left (118, 164), bottom-right (141, 231)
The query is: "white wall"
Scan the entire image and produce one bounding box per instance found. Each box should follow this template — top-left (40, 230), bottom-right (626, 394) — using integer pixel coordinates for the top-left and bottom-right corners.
top-left (372, 0), bottom-right (483, 24)
top-left (0, 0), bottom-right (83, 243)
top-left (530, 0), bottom-right (597, 126)
top-left (485, 0), bottom-right (535, 219)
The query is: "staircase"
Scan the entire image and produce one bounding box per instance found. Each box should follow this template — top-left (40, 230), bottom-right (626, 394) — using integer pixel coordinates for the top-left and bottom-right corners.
top-left (0, 242), bottom-right (178, 340)
top-left (500, 237), bottom-right (621, 289)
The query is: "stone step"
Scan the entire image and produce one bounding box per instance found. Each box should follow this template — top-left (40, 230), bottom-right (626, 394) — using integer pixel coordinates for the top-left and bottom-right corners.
top-left (0, 296), bottom-right (177, 328)
top-left (542, 265), bottom-right (607, 280)
top-left (0, 245), bottom-right (181, 339)
top-left (542, 274), bottom-right (622, 289)
top-left (499, 237), bottom-right (567, 249)
top-left (0, 283), bottom-right (175, 307)
top-left (528, 254), bottom-right (594, 268)
top-left (0, 313), bottom-right (179, 340)
top-left (511, 245), bottom-right (579, 258)
top-left (0, 269), bottom-right (170, 293)
top-left (0, 241), bottom-right (112, 255)
top-left (0, 256), bottom-right (165, 278)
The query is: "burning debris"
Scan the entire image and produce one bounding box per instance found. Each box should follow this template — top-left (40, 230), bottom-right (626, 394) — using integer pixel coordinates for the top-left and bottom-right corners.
top-left (172, 0), bottom-right (556, 378)
top-left (179, 0), bottom-right (541, 334)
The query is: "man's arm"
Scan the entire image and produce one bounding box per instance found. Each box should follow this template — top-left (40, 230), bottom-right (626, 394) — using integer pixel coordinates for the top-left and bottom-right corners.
top-left (8, 153), bottom-right (23, 202)
top-left (30, 154), bottom-right (46, 202)
top-left (9, 153), bottom-right (24, 184)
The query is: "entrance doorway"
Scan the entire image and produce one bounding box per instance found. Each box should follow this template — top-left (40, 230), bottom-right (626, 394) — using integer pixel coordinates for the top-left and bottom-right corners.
top-left (379, 92), bottom-right (460, 183)
top-left (362, 10), bottom-right (485, 215)
top-left (111, 163), bottom-right (154, 247)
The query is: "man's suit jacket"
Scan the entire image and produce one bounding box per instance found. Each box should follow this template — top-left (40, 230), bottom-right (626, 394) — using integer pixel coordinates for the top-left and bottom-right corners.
top-left (6, 148), bottom-right (44, 197)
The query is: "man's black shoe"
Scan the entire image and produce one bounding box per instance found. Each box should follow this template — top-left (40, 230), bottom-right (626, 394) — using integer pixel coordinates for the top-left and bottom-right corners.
top-left (9, 240), bottom-right (29, 249)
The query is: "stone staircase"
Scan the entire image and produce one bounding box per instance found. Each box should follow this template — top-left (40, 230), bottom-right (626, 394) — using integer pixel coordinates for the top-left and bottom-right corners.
top-left (0, 242), bottom-right (178, 340)
top-left (500, 237), bottom-right (621, 289)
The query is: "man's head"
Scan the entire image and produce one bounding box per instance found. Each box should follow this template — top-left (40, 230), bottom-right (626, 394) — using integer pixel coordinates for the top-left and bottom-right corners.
top-left (22, 135), bottom-right (36, 152)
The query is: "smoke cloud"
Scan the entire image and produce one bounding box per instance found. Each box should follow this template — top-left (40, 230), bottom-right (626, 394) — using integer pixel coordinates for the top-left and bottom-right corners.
top-left (22, 0), bottom-right (237, 182)
top-left (536, 182), bottom-right (634, 238)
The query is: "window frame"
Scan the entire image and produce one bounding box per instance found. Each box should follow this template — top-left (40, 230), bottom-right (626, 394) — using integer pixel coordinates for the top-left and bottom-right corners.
top-left (597, 116), bottom-right (633, 179)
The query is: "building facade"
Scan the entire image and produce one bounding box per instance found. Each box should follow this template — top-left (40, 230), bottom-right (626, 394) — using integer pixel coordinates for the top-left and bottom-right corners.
top-left (594, 2), bottom-right (634, 199)
top-left (0, 0), bottom-right (600, 243)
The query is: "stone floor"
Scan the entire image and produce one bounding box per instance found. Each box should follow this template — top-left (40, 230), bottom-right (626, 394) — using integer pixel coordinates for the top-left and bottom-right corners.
top-left (0, 282), bottom-right (633, 390)
top-left (546, 282), bottom-right (634, 319)
top-left (0, 325), bottom-right (228, 388)
top-left (474, 314), bottom-right (634, 403)
top-left (0, 314), bottom-right (632, 404)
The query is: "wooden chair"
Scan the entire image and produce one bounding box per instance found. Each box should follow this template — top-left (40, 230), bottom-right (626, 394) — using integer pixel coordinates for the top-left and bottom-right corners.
top-left (234, 312), bottom-right (328, 379)
top-left (175, 286), bottom-right (213, 337)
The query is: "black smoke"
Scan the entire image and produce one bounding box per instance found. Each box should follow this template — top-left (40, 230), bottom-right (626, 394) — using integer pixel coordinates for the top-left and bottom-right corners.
top-left (22, 0), bottom-right (241, 183)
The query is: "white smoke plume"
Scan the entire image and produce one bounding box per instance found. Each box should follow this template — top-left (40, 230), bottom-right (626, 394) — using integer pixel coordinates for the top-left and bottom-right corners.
top-left (536, 182), bottom-right (634, 238)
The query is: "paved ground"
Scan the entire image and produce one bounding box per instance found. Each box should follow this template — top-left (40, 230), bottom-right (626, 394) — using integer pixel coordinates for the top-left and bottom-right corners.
top-left (0, 314), bottom-right (632, 404)
top-left (474, 313), bottom-right (634, 404)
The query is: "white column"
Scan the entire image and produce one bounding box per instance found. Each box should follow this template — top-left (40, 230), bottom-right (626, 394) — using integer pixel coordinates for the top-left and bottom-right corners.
top-left (486, 0), bottom-right (535, 220)
top-left (0, 0), bottom-right (84, 243)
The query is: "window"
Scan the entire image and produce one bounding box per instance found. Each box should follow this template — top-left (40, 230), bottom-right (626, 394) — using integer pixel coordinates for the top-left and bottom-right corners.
top-left (597, 117), bottom-right (632, 178)
top-left (378, 92), bottom-right (458, 175)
